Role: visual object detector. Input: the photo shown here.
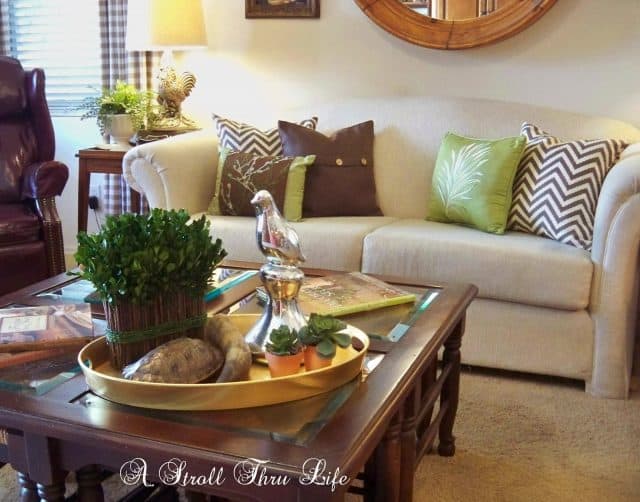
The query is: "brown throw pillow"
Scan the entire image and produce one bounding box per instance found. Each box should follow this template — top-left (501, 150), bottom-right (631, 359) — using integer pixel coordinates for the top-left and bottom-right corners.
top-left (278, 120), bottom-right (382, 217)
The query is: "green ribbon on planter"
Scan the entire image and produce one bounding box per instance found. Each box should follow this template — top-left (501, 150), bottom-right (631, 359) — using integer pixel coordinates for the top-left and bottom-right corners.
top-left (105, 313), bottom-right (208, 345)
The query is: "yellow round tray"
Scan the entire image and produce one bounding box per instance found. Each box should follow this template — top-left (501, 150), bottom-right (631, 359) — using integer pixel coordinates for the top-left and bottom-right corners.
top-left (78, 314), bottom-right (369, 410)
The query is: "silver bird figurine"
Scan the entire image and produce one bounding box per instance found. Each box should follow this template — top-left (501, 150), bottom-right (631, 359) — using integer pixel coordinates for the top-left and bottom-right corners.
top-left (251, 190), bottom-right (306, 266)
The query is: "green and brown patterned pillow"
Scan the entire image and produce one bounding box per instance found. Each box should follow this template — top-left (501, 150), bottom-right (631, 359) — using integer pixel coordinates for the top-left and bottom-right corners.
top-left (208, 148), bottom-right (315, 221)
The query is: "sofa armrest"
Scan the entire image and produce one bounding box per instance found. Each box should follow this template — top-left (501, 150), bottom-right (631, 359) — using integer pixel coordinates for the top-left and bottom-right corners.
top-left (123, 130), bottom-right (219, 213)
top-left (588, 142), bottom-right (640, 398)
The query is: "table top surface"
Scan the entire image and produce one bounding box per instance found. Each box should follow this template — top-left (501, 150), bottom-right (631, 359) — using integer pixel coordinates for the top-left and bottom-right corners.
top-left (0, 262), bottom-right (476, 482)
top-left (76, 147), bottom-right (129, 159)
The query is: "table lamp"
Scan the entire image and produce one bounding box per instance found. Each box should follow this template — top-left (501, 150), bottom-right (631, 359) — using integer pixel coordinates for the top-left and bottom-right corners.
top-left (126, 0), bottom-right (207, 132)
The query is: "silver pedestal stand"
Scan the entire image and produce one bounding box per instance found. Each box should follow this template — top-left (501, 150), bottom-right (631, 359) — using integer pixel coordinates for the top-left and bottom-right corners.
top-left (244, 263), bottom-right (307, 354)
top-left (245, 190), bottom-right (308, 354)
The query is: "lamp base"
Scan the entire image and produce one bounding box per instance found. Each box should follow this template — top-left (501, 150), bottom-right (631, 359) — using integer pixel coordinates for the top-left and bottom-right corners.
top-left (134, 124), bottom-right (199, 144)
top-left (150, 114), bottom-right (200, 133)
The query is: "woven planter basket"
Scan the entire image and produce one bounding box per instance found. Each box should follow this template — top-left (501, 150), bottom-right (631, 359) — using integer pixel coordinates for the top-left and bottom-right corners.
top-left (103, 291), bottom-right (206, 370)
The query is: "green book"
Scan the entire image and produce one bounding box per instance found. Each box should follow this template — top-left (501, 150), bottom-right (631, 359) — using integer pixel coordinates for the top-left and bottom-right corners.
top-left (260, 272), bottom-right (417, 317)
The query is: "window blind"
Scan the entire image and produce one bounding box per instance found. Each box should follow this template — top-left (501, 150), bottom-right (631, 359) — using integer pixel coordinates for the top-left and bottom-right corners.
top-left (7, 0), bottom-right (101, 115)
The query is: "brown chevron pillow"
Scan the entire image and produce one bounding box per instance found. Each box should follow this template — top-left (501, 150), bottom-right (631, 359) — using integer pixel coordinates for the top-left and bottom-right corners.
top-left (508, 123), bottom-right (628, 250)
top-left (212, 114), bottom-right (317, 157)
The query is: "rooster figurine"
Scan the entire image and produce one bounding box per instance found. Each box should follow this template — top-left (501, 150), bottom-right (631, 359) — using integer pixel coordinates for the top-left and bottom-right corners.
top-left (156, 66), bottom-right (197, 128)
top-left (251, 190), bottom-right (306, 266)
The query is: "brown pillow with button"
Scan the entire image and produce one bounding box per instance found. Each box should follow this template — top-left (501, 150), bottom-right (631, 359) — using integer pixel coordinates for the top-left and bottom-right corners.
top-left (278, 119), bottom-right (382, 217)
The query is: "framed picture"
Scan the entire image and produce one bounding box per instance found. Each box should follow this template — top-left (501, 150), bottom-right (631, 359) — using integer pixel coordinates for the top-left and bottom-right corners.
top-left (245, 0), bottom-right (320, 19)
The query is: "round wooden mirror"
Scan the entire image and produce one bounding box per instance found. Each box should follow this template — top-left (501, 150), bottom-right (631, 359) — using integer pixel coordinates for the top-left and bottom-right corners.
top-left (354, 0), bottom-right (557, 50)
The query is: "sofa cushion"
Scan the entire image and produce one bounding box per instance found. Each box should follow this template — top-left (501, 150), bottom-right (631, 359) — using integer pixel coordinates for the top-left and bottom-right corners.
top-left (508, 123), bottom-right (628, 251)
top-left (212, 114), bottom-right (317, 157)
top-left (279, 120), bottom-right (382, 218)
top-left (464, 298), bottom-right (593, 380)
top-left (208, 148), bottom-right (315, 221)
top-left (0, 204), bottom-right (41, 245)
top-left (194, 213), bottom-right (396, 272)
top-left (427, 132), bottom-right (525, 234)
top-left (362, 219), bottom-right (593, 311)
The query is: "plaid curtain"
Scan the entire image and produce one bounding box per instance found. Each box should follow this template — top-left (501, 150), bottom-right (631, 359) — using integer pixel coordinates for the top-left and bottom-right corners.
top-left (99, 0), bottom-right (158, 216)
top-left (0, 0), bottom-right (10, 55)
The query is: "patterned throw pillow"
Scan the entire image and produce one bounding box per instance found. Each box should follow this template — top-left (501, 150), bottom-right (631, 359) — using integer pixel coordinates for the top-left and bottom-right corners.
top-left (278, 120), bottom-right (382, 217)
top-left (212, 114), bottom-right (317, 156)
top-left (508, 123), bottom-right (628, 250)
top-left (427, 132), bottom-right (526, 234)
top-left (208, 148), bottom-right (315, 221)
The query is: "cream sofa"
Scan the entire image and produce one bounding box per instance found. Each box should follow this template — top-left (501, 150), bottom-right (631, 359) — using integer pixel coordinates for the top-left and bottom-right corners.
top-left (123, 96), bottom-right (640, 399)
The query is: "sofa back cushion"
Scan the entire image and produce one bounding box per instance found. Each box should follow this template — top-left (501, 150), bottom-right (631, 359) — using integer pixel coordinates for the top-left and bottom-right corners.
top-left (282, 97), bottom-right (640, 218)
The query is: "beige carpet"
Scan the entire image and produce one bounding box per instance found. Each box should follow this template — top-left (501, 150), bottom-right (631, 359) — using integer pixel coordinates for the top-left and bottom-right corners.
top-left (1, 368), bottom-right (639, 501)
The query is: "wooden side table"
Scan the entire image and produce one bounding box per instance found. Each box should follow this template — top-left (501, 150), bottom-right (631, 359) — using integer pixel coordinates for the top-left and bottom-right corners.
top-left (76, 148), bottom-right (141, 234)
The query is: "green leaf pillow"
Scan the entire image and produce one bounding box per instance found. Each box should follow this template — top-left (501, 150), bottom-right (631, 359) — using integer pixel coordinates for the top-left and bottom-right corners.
top-left (208, 147), bottom-right (315, 221)
top-left (427, 132), bottom-right (526, 234)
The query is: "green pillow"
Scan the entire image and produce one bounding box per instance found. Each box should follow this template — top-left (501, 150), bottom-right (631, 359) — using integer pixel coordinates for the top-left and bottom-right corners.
top-left (208, 147), bottom-right (315, 221)
top-left (427, 132), bottom-right (526, 234)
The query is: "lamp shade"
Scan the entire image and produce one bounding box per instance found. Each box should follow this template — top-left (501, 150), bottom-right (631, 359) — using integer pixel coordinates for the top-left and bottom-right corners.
top-left (126, 0), bottom-right (207, 51)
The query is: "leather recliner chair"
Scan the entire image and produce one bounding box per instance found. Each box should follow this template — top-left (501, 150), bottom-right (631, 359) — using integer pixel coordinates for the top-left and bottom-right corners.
top-left (0, 56), bottom-right (69, 296)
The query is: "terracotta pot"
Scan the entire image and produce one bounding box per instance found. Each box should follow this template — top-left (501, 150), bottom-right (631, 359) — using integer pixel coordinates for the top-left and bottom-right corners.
top-left (303, 345), bottom-right (334, 371)
top-left (265, 351), bottom-right (303, 378)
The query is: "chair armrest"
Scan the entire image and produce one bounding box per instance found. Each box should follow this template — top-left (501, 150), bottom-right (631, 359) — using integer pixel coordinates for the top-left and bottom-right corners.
top-left (123, 130), bottom-right (219, 213)
top-left (588, 142), bottom-right (640, 398)
top-left (20, 161), bottom-right (69, 199)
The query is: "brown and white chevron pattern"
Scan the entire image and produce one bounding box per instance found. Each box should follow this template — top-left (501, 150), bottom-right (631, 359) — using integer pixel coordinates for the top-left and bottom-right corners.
top-left (212, 114), bottom-right (317, 157)
top-left (508, 123), bottom-right (627, 250)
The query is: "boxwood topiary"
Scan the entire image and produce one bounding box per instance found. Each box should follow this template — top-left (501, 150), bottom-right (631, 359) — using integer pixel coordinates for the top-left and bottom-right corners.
top-left (73, 209), bottom-right (227, 305)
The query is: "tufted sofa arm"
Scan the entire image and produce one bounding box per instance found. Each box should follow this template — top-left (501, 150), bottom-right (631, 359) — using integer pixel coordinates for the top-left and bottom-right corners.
top-left (20, 160), bottom-right (69, 200)
top-left (589, 142), bottom-right (640, 398)
top-left (123, 130), bottom-right (219, 214)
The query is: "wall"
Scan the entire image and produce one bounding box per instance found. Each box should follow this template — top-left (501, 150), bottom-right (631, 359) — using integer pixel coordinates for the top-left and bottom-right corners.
top-left (56, 0), bottom-right (640, 257)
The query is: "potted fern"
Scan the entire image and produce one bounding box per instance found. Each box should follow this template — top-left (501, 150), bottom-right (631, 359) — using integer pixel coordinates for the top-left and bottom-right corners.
top-left (79, 80), bottom-right (159, 147)
top-left (298, 314), bottom-right (352, 370)
top-left (265, 325), bottom-right (303, 377)
top-left (73, 209), bottom-right (227, 369)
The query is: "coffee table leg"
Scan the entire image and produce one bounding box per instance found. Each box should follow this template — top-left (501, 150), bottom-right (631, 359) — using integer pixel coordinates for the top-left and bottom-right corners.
top-left (76, 465), bottom-right (104, 502)
top-left (17, 472), bottom-right (39, 502)
top-left (374, 409), bottom-right (403, 502)
top-left (438, 318), bottom-right (464, 457)
top-left (363, 456), bottom-right (377, 502)
top-left (399, 388), bottom-right (419, 502)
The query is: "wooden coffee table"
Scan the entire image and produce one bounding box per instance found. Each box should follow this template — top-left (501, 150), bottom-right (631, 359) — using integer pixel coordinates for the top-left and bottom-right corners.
top-left (0, 264), bottom-right (476, 501)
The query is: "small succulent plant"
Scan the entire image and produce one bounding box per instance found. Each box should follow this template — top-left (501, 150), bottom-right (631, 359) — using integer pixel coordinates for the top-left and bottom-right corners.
top-left (266, 325), bottom-right (302, 356)
top-left (298, 313), bottom-right (352, 359)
